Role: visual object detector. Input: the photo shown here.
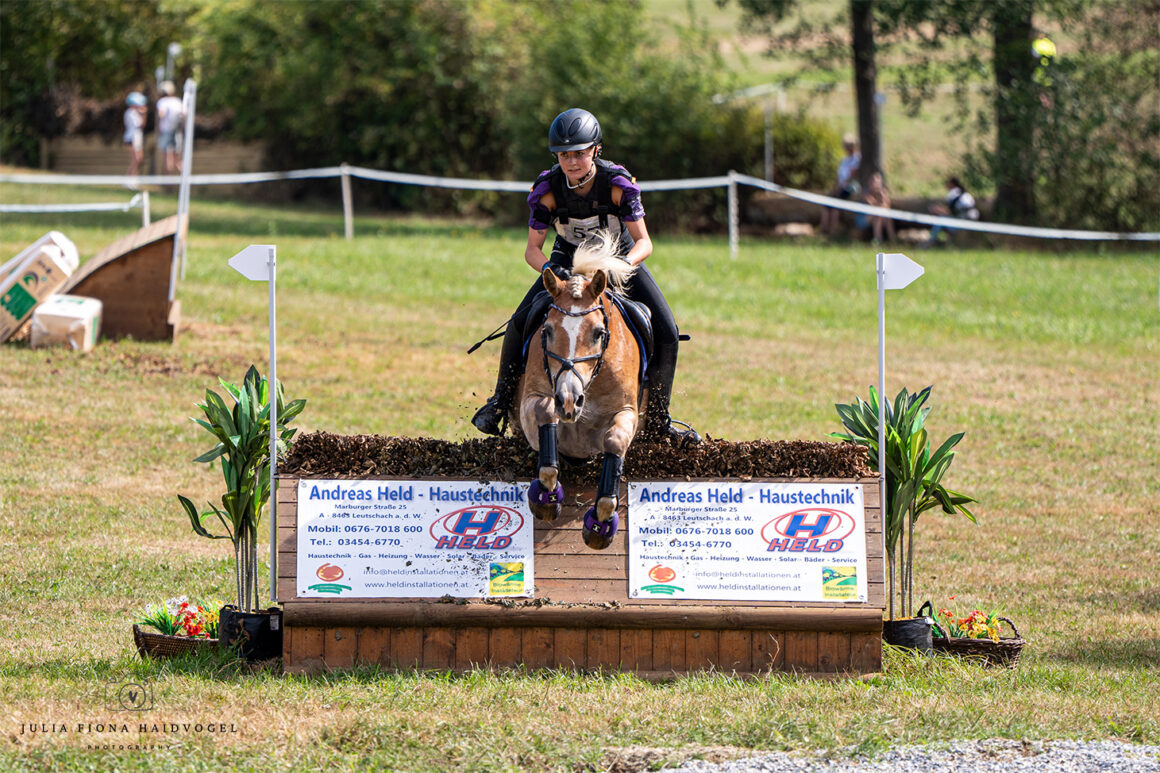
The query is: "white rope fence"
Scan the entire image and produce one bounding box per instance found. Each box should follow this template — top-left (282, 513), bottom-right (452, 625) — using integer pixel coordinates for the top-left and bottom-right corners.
top-left (4, 166), bottom-right (1158, 250)
top-left (0, 191), bottom-right (151, 227)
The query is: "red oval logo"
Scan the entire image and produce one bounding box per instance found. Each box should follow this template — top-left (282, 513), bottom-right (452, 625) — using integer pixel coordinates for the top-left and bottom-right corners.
top-left (429, 506), bottom-right (524, 540)
top-left (648, 565), bottom-right (676, 583)
top-left (316, 563), bottom-right (344, 582)
top-left (761, 508), bottom-right (856, 543)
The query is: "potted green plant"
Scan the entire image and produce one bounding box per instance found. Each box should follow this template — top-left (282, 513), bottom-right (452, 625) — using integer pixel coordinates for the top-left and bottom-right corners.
top-left (178, 365), bottom-right (305, 661)
top-left (830, 385), bottom-right (977, 651)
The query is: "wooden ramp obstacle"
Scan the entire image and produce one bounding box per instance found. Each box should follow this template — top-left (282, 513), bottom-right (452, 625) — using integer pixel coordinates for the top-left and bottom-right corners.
top-left (61, 214), bottom-right (186, 342)
top-left (278, 476), bottom-right (884, 678)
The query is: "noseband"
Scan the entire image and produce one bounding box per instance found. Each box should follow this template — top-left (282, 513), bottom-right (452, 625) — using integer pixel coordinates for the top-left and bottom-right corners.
top-left (542, 297), bottom-right (610, 393)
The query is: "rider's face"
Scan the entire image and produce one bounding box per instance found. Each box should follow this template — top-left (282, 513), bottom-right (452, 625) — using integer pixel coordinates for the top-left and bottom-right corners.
top-left (556, 147), bottom-right (596, 183)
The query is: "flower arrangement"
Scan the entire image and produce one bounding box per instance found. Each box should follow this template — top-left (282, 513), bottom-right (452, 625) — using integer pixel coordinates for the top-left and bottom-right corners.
top-left (935, 601), bottom-right (1002, 641)
top-left (137, 597), bottom-right (221, 638)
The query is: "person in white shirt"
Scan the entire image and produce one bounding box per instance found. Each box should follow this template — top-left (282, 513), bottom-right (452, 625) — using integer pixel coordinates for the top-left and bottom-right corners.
top-left (122, 92), bottom-right (147, 179)
top-left (155, 81), bottom-right (185, 173)
top-left (925, 176), bottom-right (980, 246)
top-left (820, 134), bottom-right (861, 235)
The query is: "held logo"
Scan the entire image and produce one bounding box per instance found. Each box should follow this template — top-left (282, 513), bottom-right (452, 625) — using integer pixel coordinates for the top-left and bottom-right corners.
top-left (430, 506), bottom-right (523, 550)
top-left (307, 563), bottom-right (352, 595)
top-left (762, 508), bottom-right (855, 553)
top-left (640, 564), bottom-right (684, 595)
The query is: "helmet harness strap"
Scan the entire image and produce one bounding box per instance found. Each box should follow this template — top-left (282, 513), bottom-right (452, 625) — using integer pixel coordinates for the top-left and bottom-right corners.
top-left (565, 163), bottom-right (596, 190)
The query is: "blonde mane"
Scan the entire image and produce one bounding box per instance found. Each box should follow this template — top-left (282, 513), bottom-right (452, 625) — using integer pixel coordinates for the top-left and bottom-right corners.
top-left (570, 230), bottom-right (636, 294)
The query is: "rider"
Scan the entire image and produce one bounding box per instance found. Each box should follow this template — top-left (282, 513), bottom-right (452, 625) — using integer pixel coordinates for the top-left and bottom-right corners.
top-left (471, 107), bottom-right (700, 445)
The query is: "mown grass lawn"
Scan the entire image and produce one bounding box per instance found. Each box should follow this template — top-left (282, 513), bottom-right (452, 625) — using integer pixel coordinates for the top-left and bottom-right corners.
top-left (1, 183), bottom-right (1157, 771)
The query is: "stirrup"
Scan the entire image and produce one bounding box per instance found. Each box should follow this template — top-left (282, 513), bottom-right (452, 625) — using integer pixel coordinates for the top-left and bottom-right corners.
top-left (667, 419), bottom-right (701, 447)
top-left (471, 397), bottom-right (508, 436)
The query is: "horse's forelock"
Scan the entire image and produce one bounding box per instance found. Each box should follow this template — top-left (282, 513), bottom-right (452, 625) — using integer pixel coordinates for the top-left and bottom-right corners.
top-left (571, 229), bottom-right (636, 293)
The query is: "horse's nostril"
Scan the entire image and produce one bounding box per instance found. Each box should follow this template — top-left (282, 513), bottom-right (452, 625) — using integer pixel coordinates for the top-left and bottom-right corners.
top-left (576, 394), bottom-right (584, 407)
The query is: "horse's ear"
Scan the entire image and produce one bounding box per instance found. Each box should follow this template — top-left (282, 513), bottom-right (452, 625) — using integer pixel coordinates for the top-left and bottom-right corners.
top-left (590, 269), bottom-right (607, 298)
top-left (542, 266), bottom-right (562, 296)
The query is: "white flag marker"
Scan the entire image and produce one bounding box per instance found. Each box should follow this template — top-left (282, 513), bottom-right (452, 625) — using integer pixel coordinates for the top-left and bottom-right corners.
top-left (229, 244), bottom-right (279, 604)
top-left (875, 252), bottom-right (924, 575)
top-left (879, 252), bottom-right (925, 290)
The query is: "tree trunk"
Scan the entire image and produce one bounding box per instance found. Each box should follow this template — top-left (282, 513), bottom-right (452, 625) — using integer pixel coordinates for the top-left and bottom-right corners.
top-left (991, 0), bottom-right (1037, 222)
top-left (851, 0), bottom-right (880, 186)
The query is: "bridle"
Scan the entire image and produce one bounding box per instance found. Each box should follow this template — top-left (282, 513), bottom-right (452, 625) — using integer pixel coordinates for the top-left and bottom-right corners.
top-left (541, 296), bottom-right (610, 394)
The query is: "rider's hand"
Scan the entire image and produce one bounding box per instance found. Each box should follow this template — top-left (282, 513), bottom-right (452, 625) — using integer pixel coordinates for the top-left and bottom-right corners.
top-left (543, 261), bottom-right (571, 280)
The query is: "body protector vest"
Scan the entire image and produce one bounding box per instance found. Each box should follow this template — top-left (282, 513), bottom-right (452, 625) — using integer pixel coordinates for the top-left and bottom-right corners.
top-left (534, 159), bottom-right (636, 255)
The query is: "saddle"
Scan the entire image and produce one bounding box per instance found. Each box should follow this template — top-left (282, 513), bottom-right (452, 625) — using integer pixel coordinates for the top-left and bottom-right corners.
top-left (522, 290), bottom-right (653, 382)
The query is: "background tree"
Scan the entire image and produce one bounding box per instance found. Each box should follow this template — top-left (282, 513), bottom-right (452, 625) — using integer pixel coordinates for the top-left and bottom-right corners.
top-left (849, 0), bottom-right (881, 188)
top-left (2, 0), bottom-right (839, 223)
top-left (0, 0), bottom-right (189, 165)
top-left (730, 0), bottom-right (1160, 230)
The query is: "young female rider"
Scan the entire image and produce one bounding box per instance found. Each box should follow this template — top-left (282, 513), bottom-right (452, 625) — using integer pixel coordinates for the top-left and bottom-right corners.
top-left (472, 107), bottom-right (699, 445)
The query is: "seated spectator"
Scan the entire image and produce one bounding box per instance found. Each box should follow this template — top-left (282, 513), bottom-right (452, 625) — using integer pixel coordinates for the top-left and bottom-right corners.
top-left (819, 134), bottom-right (860, 235)
top-left (924, 176), bottom-right (980, 247)
top-left (856, 171), bottom-right (895, 244)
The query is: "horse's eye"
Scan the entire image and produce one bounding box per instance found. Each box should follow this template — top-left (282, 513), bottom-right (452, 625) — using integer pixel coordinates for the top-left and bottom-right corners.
top-left (592, 327), bottom-right (606, 343)
top-left (544, 325), bottom-right (554, 341)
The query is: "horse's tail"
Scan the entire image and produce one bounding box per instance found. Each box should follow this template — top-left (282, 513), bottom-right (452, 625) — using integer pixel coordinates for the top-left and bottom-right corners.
top-left (572, 230), bottom-right (636, 292)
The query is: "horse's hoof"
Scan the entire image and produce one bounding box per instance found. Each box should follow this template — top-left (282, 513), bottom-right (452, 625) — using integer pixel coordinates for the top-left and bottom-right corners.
top-left (528, 479), bottom-right (563, 522)
top-left (581, 507), bottom-right (618, 550)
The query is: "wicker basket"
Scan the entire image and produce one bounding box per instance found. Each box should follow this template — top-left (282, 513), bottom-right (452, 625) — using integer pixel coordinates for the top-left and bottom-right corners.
top-left (932, 616), bottom-right (1025, 668)
top-left (132, 624), bottom-right (219, 659)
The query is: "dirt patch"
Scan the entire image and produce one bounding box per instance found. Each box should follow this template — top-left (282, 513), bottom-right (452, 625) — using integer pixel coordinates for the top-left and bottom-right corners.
top-left (281, 431), bottom-right (869, 482)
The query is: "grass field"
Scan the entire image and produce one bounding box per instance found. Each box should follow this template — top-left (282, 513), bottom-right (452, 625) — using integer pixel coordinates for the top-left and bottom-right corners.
top-left (1, 184), bottom-right (1158, 771)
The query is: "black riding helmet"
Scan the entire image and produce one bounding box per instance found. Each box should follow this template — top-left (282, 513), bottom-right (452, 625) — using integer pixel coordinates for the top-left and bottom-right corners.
top-left (548, 108), bottom-right (602, 153)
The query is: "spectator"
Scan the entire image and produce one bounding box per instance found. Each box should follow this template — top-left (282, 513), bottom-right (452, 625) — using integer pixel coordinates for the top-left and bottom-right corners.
top-left (123, 91), bottom-right (147, 181)
top-left (819, 134), bottom-right (860, 235)
top-left (856, 171), bottom-right (895, 245)
top-left (155, 81), bottom-right (184, 173)
top-left (923, 176), bottom-right (980, 247)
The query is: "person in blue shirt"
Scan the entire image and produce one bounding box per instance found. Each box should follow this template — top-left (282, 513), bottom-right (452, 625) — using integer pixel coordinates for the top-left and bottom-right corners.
top-left (472, 108), bottom-right (699, 446)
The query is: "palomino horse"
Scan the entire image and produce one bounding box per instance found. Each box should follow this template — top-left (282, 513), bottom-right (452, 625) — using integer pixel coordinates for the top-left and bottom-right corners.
top-left (512, 234), bottom-right (642, 550)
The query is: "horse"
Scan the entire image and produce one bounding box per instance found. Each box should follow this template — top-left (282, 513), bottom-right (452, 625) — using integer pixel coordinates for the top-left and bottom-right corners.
top-left (511, 232), bottom-right (644, 550)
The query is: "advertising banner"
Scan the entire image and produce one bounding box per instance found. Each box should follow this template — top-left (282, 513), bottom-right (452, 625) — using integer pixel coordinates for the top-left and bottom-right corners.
top-left (628, 482), bottom-right (867, 603)
top-left (296, 479), bottom-right (534, 599)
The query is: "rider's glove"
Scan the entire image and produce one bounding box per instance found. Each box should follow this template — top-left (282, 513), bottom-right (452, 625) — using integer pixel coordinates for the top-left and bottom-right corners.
top-left (543, 261), bottom-right (571, 280)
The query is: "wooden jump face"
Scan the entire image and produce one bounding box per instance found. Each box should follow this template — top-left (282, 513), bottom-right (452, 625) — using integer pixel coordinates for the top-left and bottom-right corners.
top-left (278, 477), bottom-right (884, 677)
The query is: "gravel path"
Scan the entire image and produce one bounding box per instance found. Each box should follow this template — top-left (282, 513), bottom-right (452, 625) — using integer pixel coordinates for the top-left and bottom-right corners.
top-left (669, 740), bottom-right (1160, 772)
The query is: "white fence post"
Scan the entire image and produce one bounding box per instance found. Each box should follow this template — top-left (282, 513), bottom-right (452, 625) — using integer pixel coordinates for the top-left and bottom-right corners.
top-left (341, 163), bottom-right (354, 241)
top-left (141, 191), bottom-right (150, 227)
top-left (728, 170), bottom-right (739, 259)
top-left (174, 79), bottom-right (197, 291)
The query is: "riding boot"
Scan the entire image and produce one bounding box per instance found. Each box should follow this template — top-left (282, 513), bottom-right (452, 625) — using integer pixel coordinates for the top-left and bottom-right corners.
top-left (641, 347), bottom-right (701, 446)
top-left (472, 320), bottom-right (527, 436)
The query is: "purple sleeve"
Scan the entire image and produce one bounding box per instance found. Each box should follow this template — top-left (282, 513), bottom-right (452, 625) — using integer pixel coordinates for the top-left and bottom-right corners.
top-left (527, 172), bottom-right (553, 230)
top-left (610, 166), bottom-right (645, 221)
